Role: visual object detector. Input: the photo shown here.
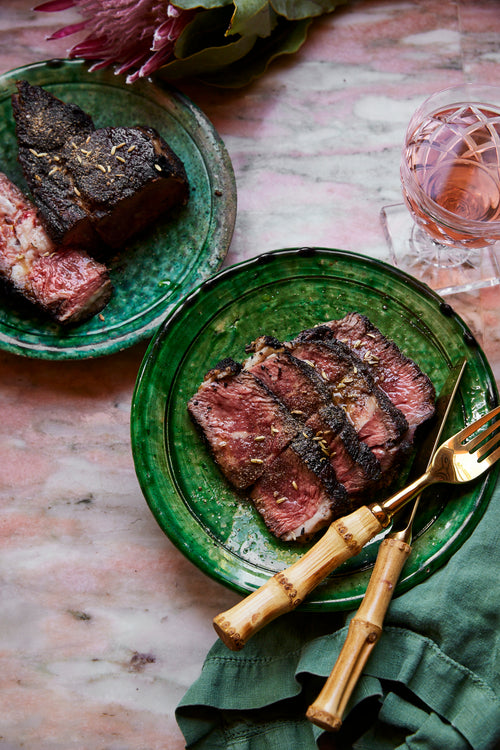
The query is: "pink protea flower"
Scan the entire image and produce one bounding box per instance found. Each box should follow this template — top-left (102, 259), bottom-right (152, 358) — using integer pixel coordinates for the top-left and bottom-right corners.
top-left (35, 0), bottom-right (194, 83)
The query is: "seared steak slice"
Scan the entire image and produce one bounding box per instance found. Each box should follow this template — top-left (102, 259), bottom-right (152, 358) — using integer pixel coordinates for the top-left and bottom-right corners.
top-left (245, 338), bottom-right (381, 494)
top-left (305, 405), bottom-right (381, 495)
top-left (317, 313), bottom-right (435, 437)
top-left (290, 336), bottom-right (408, 472)
top-left (0, 171), bottom-right (111, 324)
top-left (12, 81), bottom-right (189, 249)
top-left (250, 430), bottom-right (349, 541)
top-left (187, 359), bottom-right (299, 489)
top-left (245, 338), bottom-right (331, 419)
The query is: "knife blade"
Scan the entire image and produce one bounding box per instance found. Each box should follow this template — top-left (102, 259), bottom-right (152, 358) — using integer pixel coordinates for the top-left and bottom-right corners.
top-left (306, 357), bottom-right (467, 732)
top-left (391, 356), bottom-right (467, 543)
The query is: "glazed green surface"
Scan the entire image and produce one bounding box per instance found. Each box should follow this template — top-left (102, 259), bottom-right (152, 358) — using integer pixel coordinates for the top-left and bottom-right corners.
top-left (131, 248), bottom-right (499, 609)
top-left (0, 59), bottom-right (236, 359)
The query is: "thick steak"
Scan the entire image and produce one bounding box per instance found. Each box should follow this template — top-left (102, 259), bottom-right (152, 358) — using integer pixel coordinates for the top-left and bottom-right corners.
top-left (12, 81), bottom-right (189, 250)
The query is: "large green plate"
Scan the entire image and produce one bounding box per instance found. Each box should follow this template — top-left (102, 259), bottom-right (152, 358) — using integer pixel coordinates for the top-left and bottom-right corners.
top-left (131, 248), bottom-right (499, 610)
top-left (0, 60), bottom-right (236, 359)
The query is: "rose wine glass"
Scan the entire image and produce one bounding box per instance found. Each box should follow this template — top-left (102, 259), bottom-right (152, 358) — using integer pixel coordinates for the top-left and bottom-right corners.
top-left (382, 84), bottom-right (500, 295)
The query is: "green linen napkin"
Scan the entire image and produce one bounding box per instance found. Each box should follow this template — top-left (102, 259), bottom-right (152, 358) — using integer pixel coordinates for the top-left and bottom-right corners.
top-left (176, 476), bottom-right (500, 750)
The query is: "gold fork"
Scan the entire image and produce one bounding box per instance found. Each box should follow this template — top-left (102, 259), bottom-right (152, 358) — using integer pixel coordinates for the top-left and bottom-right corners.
top-left (214, 405), bottom-right (500, 652)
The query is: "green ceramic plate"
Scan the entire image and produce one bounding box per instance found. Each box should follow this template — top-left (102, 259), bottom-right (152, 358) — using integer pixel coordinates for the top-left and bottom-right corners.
top-left (0, 60), bottom-right (236, 359)
top-left (131, 248), bottom-right (499, 610)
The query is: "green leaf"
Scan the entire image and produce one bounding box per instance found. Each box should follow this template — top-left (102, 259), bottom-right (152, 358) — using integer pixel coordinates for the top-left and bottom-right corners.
top-left (196, 17), bottom-right (312, 87)
top-left (157, 1), bottom-right (349, 87)
top-left (173, 6), bottom-right (235, 57)
top-left (156, 8), bottom-right (258, 81)
top-left (228, 0), bottom-right (278, 38)
top-left (271, 0), bottom-right (349, 19)
top-left (172, 0), bottom-right (232, 10)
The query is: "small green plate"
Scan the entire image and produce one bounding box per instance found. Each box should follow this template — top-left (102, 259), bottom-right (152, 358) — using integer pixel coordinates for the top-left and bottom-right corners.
top-left (0, 60), bottom-right (236, 359)
top-left (131, 248), bottom-right (499, 610)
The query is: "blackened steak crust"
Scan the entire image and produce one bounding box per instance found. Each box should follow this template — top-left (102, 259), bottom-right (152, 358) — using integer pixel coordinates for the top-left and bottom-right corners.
top-left (188, 315), bottom-right (435, 543)
top-left (250, 430), bottom-right (350, 541)
top-left (245, 341), bottom-right (381, 494)
top-left (305, 405), bottom-right (382, 496)
top-left (12, 81), bottom-right (189, 250)
top-left (245, 343), bottom-right (332, 419)
top-left (307, 313), bottom-right (436, 437)
top-left (289, 336), bottom-right (408, 472)
top-left (187, 360), bottom-right (300, 489)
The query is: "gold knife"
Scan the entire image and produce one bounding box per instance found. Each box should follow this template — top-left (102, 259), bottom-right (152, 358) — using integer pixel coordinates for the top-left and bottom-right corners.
top-left (306, 358), bottom-right (467, 731)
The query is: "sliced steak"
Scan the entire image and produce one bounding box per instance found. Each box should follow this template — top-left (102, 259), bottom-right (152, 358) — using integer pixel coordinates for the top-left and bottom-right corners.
top-left (250, 430), bottom-right (350, 541)
top-left (187, 359), bottom-right (299, 489)
top-left (290, 336), bottom-right (408, 472)
top-left (320, 313), bottom-right (435, 437)
top-left (305, 405), bottom-right (382, 495)
top-left (245, 337), bottom-right (331, 419)
top-left (12, 81), bottom-right (189, 249)
top-left (245, 338), bottom-right (381, 494)
top-left (0, 171), bottom-right (112, 324)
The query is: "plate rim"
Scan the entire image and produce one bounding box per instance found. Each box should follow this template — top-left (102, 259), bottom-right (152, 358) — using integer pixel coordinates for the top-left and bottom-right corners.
top-left (0, 58), bottom-right (236, 360)
top-left (131, 246), bottom-right (500, 610)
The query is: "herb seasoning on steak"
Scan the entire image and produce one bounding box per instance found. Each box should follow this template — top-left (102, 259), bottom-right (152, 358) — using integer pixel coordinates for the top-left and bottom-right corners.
top-left (325, 312), bottom-right (436, 439)
top-left (12, 81), bottom-right (189, 250)
top-left (245, 338), bottom-right (382, 495)
top-left (187, 359), bottom-right (300, 489)
top-left (250, 430), bottom-right (350, 541)
top-left (289, 335), bottom-right (408, 472)
top-left (187, 314), bottom-right (435, 543)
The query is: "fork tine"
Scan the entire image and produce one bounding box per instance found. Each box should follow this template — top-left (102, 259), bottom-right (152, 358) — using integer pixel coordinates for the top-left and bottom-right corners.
top-left (477, 443), bottom-right (500, 467)
top-left (476, 431), bottom-right (500, 461)
top-left (467, 415), bottom-right (500, 452)
top-left (456, 405), bottom-right (500, 442)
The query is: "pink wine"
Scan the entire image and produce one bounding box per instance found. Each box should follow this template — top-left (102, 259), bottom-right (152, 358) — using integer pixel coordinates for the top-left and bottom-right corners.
top-left (402, 103), bottom-right (500, 246)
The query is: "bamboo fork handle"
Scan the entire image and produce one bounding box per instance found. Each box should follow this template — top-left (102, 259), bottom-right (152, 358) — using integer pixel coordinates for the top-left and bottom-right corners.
top-left (213, 506), bottom-right (384, 651)
top-left (306, 536), bottom-right (411, 731)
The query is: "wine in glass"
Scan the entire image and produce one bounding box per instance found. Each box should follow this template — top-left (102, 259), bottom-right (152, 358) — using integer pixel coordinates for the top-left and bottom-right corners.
top-left (382, 84), bottom-right (500, 294)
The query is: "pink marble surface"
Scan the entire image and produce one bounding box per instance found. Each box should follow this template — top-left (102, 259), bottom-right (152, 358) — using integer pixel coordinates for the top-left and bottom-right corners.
top-left (0, 1), bottom-right (499, 748)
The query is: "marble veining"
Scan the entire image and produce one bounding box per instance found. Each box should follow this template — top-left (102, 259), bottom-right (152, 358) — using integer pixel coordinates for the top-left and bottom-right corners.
top-left (0, 1), bottom-right (499, 747)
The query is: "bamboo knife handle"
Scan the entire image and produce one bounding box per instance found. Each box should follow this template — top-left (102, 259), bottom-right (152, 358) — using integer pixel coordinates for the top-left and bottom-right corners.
top-left (213, 505), bottom-right (383, 650)
top-left (306, 536), bottom-right (411, 731)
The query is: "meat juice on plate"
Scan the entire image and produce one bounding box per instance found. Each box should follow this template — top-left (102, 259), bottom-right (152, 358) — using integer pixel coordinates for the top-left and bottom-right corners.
top-left (401, 102), bottom-right (500, 247)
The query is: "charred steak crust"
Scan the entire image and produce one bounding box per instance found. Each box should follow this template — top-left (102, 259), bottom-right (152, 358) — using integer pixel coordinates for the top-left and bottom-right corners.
top-left (323, 313), bottom-right (436, 431)
top-left (292, 429), bottom-right (349, 506)
top-left (247, 346), bottom-right (332, 419)
top-left (290, 336), bottom-right (409, 449)
top-left (245, 342), bottom-right (382, 494)
top-left (12, 81), bottom-right (189, 249)
top-left (188, 314), bottom-right (435, 543)
top-left (307, 404), bottom-right (382, 490)
top-left (251, 430), bottom-right (350, 541)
